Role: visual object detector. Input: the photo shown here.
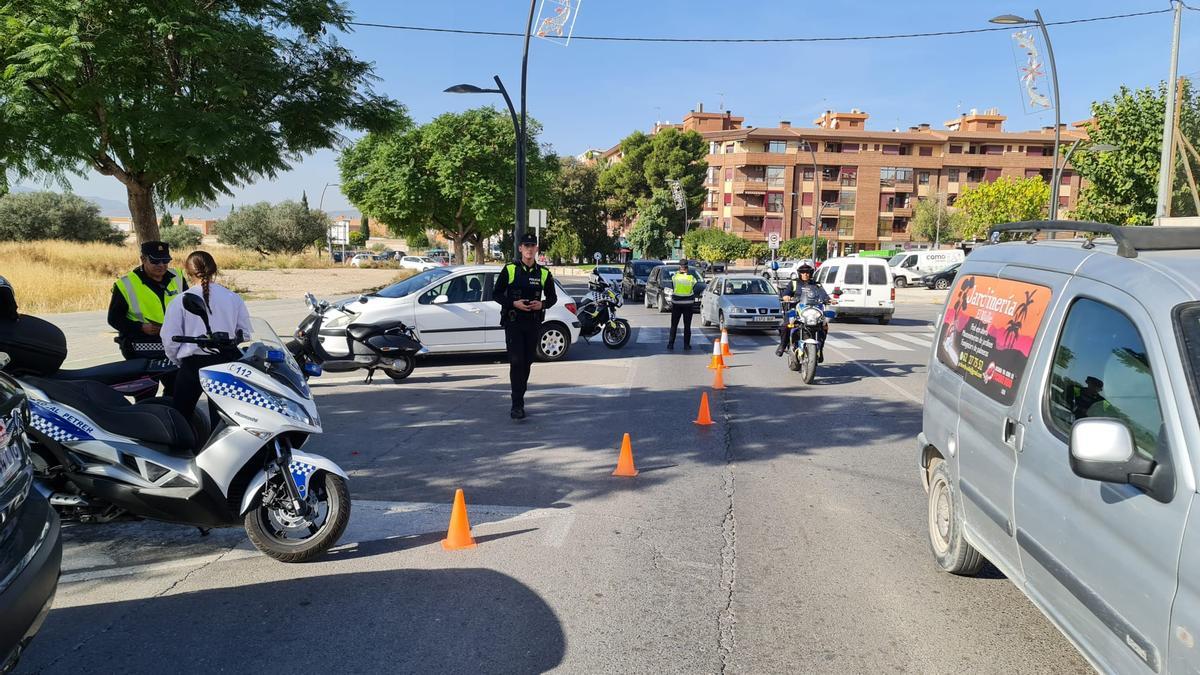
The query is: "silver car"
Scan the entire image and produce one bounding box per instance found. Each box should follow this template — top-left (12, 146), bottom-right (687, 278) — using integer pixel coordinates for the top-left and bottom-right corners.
top-left (700, 274), bottom-right (783, 330)
top-left (919, 222), bottom-right (1200, 673)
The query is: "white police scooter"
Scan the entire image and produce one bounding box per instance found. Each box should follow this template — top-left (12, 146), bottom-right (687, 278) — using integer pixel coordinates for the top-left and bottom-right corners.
top-left (20, 295), bottom-right (350, 562)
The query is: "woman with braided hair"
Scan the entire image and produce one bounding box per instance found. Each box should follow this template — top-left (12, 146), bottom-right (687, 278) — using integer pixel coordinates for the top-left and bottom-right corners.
top-left (161, 250), bottom-right (252, 421)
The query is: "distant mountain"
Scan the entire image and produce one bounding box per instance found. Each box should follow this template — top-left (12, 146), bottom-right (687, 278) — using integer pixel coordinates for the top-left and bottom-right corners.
top-left (10, 185), bottom-right (360, 220)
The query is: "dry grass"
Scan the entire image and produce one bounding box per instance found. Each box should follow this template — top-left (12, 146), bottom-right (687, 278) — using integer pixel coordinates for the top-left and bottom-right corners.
top-left (0, 240), bottom-right (383, 314)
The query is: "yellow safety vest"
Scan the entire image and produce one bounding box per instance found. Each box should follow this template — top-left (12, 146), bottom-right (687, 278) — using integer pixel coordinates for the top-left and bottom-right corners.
top-left (116, 269), bottom-right (184, 324)
top-left (672, 272), bottom-right (696, 297)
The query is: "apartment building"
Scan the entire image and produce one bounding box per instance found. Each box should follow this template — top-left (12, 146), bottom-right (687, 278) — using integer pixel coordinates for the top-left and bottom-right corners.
top-left (694, 107), bottom-right (1086, 255)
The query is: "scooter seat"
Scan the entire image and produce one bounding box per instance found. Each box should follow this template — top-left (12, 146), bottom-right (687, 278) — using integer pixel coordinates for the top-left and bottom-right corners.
top-left (48, 358), bottom-right (167, 385)
top-left (25, 377), bottom-right (195, 450)
top-left (346, 320), bottom-right (407, 340)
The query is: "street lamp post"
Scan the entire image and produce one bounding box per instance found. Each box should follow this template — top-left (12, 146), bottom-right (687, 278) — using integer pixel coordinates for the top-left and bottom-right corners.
top-left (446, 0), bottom-right (538, 259)
top-left (801, 142), bottom-right (821, 261)
top-left (991, 10), bottom-right (1063, 219)
top-left (319, 182), bottom-right (339, 259)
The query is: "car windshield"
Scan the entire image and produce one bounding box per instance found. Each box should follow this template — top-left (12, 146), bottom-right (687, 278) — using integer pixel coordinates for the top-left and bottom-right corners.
top-left (596, 266), bottom-right (620, 275)
top-left (633, 262), bottom-right (659, 276)
top-left (374, 268), bottom-right (452, 298)
top-left (1177, 302), bottom-right (1200, 415)
top-left (724, 278), bottom-right (775, 295)
top-left (888, 253), bottom-right (907, 267)
top-left (420, 257), bottom-right (436, 263)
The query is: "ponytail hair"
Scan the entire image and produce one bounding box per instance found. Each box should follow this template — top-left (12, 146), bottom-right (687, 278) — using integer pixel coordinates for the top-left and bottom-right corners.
top-left (184, 251), bottom-right (219, 309)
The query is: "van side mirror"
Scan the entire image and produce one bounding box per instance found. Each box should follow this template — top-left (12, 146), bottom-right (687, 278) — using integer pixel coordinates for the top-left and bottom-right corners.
top-left (1069, 418), bottom-right (1158, 489)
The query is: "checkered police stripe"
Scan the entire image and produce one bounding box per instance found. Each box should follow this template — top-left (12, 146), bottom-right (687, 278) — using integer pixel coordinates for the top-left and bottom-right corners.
top-left (289, 461), bottom-right (317, 499)
top-left (201, 373), bottom-right (287, 416)
top-left (29, 409), bottom-right (83, 443)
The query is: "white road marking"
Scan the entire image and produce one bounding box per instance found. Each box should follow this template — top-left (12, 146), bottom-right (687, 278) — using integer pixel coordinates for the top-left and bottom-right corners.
top-left (823, 337), bottom-right (861, 350)
top-left (843, 331), bottom-right (912, 351)
top-left (59, 499), bottom-right (577, 583)
top-left (891, 333), bottom-right (933, 347)
top-left (636, 327), bottom-right (664, 344)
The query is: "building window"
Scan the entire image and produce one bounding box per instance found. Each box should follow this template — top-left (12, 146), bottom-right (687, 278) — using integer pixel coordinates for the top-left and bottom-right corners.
top-left (966, 168), bottom-right (985, 183)
top-left (706, 190), bottom-right (719, 206)
top-left (802, 167), bottom-right (814, 180)
top-left (919, 146), bottom-right (933, 157)
top-left (724, 143), bottom-right (735, 154)
top-left (801, 191), bottom-right (814, 206)
top-left (707, 166), bottom-right (721, 184)
top-left (723, 217), bottom-right (732, 231)
top-left (766, 166), bottom-right (786, 188)
top-left (764, 217), bottom-right (783, 234)
top-left (724, 192), bottom-right (733, 206)
top-left (948, 168), bottom-right (960, 182)
top-left (893, 217), bottom-right (909, 233)
top-left (883, 145), bottom-right (900, 155)
top-left (949, 144), bottom-right (962, 154)
top-left (1042, 146), bottom-right (1054, 157)
top-left (1060, 170), bottom-right (1073, 186)
top-left (837, 216), bottom-right (854, 237)
top-left (1006, 145), bottom-right (1012, 152)
top-left (766, 192), bottom-right (784, 213)
top-left (878, 216), bottom-right (893, 237)
top-left (1059, 195), bottom-right (1070, 208)
top-left (983, 167), bottom-right (1002, 182)
top-left (880, 167), bottom-right (897, 186)
top-left (822, 166), bottom-right (839, 181)
top-left (824, 141), bottom-right (842, 153)
top-left (946, 194), bottom-right (958, 206)
top-left (895, 168), bottom-right (913, 183)
top-left (987, 121), bottom-right (997, 129)
top-left (709, 141), bottom-right (719, 155)
top-left (839, 190), bottom-right (856, 210)
top-left (724, 167), bottom-right (733, 181)
top-left (985, 144), bottom-right (1003, 155)
top-left (839, 168), bottom-right (857, 187)
top-left (701, 216), bottom-right (715, 228)
top-left (918, 171), bottom-right (930, 185)
top-left (842, 143), bottom-right (860, 153)
top-left (767, 140), bottom-right (787, 153)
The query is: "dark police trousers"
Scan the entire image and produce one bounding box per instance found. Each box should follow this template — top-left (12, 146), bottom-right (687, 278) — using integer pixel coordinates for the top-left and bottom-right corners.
top-left (504, 320), bottom-right (540, 409)
top-left (172, 349), bottom-right (241, 422)
top-left (668, 299), bottom-right (693, 347)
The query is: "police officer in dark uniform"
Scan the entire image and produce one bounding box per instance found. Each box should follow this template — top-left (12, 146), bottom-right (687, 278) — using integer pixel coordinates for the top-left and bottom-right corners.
top-left (491, 233), bottom-right (558, 419)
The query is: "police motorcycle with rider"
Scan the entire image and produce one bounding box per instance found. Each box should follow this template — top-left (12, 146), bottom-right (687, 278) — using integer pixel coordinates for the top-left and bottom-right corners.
top-left (575, 278), bottom-right (631, 349)
top-left (775, 263), bottom-right (834, 383)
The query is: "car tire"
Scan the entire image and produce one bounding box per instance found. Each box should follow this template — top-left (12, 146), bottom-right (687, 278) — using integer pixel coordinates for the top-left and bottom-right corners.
top-left (878, 314), bottom-right (892, 325)
top-left (536, 323), bottom-right (571, 362)
top-left (927, 458), bottom-right (984, 576)
top-left (894, 277), bottom-right (908, 288)
top-left (934, 278), bottom-right (951, 290)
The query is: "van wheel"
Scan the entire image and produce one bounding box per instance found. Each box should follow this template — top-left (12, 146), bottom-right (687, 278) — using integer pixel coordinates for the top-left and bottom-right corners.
top-left (927, 458), bottom-right (984, 576)
top-left (878, 314), bottom-right (892, 325)
top-left (894, 277), bottom-right (908, 288)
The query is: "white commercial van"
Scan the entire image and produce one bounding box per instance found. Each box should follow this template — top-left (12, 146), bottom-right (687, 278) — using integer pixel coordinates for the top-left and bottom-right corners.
top-left (815, 256), bottom-right (895, 324)
top-left (889, 249), bottom-right (965, 287)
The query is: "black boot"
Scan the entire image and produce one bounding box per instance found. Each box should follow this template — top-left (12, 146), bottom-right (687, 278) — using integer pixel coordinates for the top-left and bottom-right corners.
top-left (775, 345), bottom-right (785, 357)
top-left (666, 342), bottom-right (675, 350)
top-left (510, 406), bottom-right (526, 420)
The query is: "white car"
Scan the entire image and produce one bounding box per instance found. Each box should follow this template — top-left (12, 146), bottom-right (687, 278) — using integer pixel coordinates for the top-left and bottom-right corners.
top-left (590, 265), bottom-right (622, 289)
top-left (400, 256), bottom-right (442, 271)
top-left (321, 265), bottom-right (580, 361)
top-left (349, 253), bottom-right (373, 267)
top-left (763, 259), bottom-right (815, 281)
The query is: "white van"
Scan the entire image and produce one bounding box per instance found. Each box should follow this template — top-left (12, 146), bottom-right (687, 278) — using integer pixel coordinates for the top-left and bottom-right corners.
top-left (815, 256), bottom-right (895, 324)
top-left (888, 249), bottom-right (965, 287)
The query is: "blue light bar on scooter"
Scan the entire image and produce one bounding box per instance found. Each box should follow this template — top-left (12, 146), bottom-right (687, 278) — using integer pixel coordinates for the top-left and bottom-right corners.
top-left (266, 349), bottom-right (286, 364)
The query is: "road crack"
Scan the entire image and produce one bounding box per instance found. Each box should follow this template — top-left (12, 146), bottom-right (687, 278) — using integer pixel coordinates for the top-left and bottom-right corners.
top-left (717, 389), bottom-right (737, 674)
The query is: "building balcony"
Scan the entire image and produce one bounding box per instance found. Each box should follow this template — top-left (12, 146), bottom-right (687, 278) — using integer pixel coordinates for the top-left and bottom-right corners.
top-left (820, 203), bottom-right (841, 217)
top-left (731, 205), bottom-right (766, 217)
top-left (894, 181), bottom-right (914, 192)
top-left (733, 180), bottom-right (768, 194)
top-left (894, 205), bottom-right (913, 217)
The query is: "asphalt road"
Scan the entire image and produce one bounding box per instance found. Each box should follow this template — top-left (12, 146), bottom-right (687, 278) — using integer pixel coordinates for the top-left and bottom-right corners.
top-left (15, 279), bottom-right (1088, 674)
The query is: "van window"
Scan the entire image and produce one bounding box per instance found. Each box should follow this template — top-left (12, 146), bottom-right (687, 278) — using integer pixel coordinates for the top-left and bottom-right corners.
top-left (1046, 298), bottom-right (1165, 461)
top-left (868, 265), bottom-right (887, 285)
top-left (902, 256), bottom-right (917, 268)
top-left (822, 266), bottom-right (839, 284)
top-left (844, 265), bottom-right (864, 285)
top-left (937, 274), bottom-right (1053, 404)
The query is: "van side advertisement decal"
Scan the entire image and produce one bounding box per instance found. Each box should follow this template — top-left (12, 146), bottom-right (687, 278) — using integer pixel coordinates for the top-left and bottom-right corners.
top-left (938, 275), bottom-right (1052, 404)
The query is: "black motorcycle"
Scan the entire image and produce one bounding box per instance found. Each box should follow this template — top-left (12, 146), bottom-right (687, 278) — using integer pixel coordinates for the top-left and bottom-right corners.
top-left (783, 300), bottom-right (832, 384)
top-left (576, 280), bottom-right (631, 349)
top-left (290, 293), bottom-right (426, 383)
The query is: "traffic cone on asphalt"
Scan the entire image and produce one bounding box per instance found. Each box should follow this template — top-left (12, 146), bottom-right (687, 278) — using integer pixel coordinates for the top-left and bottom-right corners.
top-left (695, 392), bottom-right (715, 426)
top-left (613, 433), bottom-right (638, 477)
top-left (707, 339), bottom-right (727, 370)
top-left (712, 367), bottom-right (727, 390)
top-left (721, 328), bottom-right (733, 357)
top-left (441, 488), bottom-right (477, 550)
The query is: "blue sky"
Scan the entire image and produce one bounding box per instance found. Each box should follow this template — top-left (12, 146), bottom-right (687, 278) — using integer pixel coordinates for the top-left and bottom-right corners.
top-left (31, 0), bottom-right (1200, 215)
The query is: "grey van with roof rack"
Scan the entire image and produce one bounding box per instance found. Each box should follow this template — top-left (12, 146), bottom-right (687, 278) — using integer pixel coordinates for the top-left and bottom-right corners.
top-left (918, 221), bottom-right (1200, 673)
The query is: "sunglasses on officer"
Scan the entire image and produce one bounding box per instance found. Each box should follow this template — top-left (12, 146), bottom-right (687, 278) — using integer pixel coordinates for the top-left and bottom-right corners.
top-left (143, 255), bottom-right (172, 265)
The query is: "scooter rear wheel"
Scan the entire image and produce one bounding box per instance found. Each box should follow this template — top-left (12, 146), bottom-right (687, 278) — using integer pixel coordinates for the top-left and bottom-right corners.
top-left (384, 354), bottom-right (416, 381)
top-left (245, 472), bottom-right (351, 563)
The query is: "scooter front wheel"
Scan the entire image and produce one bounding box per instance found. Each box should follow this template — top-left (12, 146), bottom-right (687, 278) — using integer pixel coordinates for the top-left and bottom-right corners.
top-left (245, 472), bottom-right (351, 563)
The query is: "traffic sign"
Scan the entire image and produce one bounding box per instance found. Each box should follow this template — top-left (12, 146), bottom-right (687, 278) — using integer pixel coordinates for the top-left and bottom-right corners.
top-left (767, 232), bottom-right (780, 250)
top-left (593, 251), bottom-right (602, 262)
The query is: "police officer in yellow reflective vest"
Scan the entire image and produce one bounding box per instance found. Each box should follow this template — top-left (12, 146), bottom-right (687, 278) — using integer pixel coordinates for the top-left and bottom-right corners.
top-left (667, 258), bottom-right (700, 350)
top-left (491, 233), bottom-right (558, 420)
top-left (107, 241), bottom-right (187, 362)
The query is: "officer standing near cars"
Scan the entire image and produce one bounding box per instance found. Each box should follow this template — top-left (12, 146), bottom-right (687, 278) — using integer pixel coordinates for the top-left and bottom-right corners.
top-left (107, 241), bottom-right (188, 359)
top-left (667, 258), bottom-right (700, 350)
top-left (492, 233), bottom-right (558, 420)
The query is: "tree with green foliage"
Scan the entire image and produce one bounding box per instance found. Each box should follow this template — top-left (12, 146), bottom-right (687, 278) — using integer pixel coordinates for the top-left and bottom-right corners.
top-left (0, 0), bottom-right (398, 243)
top-left (546, 227), bottom-right (582, 263)
top-left (407, 230), bottom-right (430, 250)
top-left (1070, 81), bottom-right (1200, 225)
top-left (598, 128), bottom-right (706, 233)
top-left (683, 228), bottom-right (749, 262)
top-left (300, 191), bottom-right (310, 212)
top-left (910, 197), bottom-right (966, 243)
top-left (158, 212), bottom-right (175, 233)
top-left (0, 191), bottom-right (123, 243)
top-left (549, 158), bottom-right (612, 261)
top-left (747, 242), bottom-right (769, 263)
top-left (348, 230), bottom-right (366, 247)
top-left (955, 177), bottom-right (1050, 240)
top-left (779, 236), bottom-right (829, 260)
top-left (160, 223), bottom-right (202, 249)
top-left (176, 214), bottom-right (185, 228)
top-left (216, 201), bottom-right (328, 255)
top-left (626, 190), bottom-right (675, 259)
top-left (339, 108), bottom-right (558, 264)
top-left (359, 215), bottom-right (371, 243)
top-left (682, 227), bottom-right (730, 259)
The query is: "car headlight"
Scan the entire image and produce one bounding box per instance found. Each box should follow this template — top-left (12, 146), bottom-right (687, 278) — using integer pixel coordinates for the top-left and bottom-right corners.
top-left (324, 311), bottom-right (359, 329)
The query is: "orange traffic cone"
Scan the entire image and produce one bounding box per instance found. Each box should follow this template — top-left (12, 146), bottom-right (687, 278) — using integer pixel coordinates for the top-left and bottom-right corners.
top-left (721, 328), bottom-right (733, 357)
top-left (707, 339), bottom-right (727, 370)
top-left (712, 367), bottom-right (727, 390)
top-left (613, 433), bottom-right (638, 477)
top-left (441, 488), bottom-right (477, 550)
top-left (695, 392), bottom-right (715, 426)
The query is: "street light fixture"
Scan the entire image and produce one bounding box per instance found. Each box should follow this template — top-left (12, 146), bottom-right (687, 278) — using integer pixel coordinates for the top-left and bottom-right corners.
top-left (319, 182), bottom-right (339, 259)
top-left (990, 10), bottom-right (1063, 219)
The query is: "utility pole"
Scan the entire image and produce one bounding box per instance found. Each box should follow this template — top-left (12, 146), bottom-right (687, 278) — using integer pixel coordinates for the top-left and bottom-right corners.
top-left (1155, 0), bottom-right (1184, 222)
top-left (935, 191), bottom-right (945, 249)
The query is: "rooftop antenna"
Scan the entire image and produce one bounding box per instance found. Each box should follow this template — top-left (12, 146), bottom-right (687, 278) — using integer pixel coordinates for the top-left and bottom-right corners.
top-left (716, 92), bottom-right (725, 111)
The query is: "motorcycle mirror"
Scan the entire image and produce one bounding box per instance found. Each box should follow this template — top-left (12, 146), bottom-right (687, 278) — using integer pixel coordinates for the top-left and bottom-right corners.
top-left (304, 292), bottom-right (317, 309)
top-left (181, 294), bottom-right (213, 333)
top-left (433, 294), bottom-right (450, 305)
top-left (357, 294), bottom-right (369, 304)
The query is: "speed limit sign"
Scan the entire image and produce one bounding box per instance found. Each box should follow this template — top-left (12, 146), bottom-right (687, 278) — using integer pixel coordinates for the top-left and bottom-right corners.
top-left (767, 232), bottom-right (780, 250)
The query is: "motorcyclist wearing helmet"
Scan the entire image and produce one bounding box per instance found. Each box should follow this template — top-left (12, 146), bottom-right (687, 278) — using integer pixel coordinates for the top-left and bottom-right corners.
top-left (776, 263), bottom-right (831, 361)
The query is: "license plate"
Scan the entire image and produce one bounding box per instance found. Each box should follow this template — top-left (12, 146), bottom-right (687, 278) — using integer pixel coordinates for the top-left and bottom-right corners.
top-left (842, 288), bottom-right (861, 294)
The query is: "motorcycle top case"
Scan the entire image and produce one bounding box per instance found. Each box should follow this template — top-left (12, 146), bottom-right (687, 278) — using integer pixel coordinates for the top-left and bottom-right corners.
top-left (0, 314), bottom-right (67, 376)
